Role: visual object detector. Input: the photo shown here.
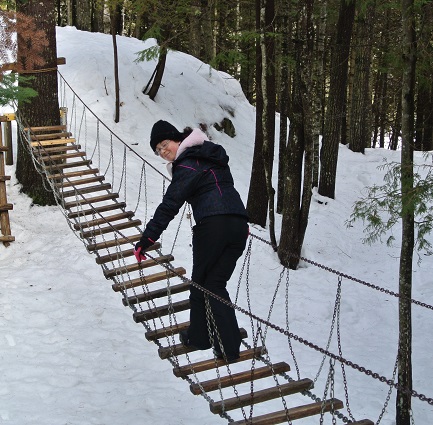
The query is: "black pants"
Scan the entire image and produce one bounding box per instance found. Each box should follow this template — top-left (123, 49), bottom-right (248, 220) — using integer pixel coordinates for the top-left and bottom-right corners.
top-left (188, 214), bottom-right (248, 358)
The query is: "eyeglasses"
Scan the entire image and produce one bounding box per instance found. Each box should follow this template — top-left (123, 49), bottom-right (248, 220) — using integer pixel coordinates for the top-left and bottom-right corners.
top-left (155, 140), bottom-right (171, 156)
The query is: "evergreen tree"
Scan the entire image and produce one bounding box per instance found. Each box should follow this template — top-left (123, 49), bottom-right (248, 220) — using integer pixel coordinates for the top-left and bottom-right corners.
top-left (16, 0), bottom-right (60, 205)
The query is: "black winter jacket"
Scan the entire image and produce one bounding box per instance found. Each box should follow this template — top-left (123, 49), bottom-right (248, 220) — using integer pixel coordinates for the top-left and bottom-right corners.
top-left (141, 141), bottom-right (247, 243)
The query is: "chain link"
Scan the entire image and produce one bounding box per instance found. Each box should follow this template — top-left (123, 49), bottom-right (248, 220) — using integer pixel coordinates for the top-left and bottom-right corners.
top-left (249, 232), bottom-right (433, 310)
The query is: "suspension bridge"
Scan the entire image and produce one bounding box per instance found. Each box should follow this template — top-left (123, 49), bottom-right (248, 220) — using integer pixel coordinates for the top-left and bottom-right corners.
top-left (6, 72), bottom-right (433, 424)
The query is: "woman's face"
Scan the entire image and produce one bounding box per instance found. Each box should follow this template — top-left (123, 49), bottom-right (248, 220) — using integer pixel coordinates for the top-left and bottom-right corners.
top-left (155, 140), bottom-right (180, 161)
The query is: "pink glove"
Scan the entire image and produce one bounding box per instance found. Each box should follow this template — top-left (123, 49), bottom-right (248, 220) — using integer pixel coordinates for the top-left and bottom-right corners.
top-left (133, 246), bottom-right (147, 262)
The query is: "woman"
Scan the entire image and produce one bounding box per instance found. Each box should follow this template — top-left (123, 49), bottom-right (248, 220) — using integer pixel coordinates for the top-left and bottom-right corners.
top-left (134, 119), bottom-right (249, 362)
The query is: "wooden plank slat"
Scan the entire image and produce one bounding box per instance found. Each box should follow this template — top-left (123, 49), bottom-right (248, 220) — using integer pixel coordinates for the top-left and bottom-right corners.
top-left (68, 201), bottom-right (126, 219)
top-left (173, 347), bottom-right (267, 378)
top-left (104, 253), bottom-right (173, 278)
top-left (31, 137), bottom-right (76, 147)
top-left (0, 146), bottom-right (8, 152)
top-left (133, 299), bottom-right (190, 322)
top-left (80, 219), bottom-right (142, 239)
top-left (158, 328), bottom-right (248, 360)
top-left (61, 182), bottom-right (112, 198)
top-left (111, 266), bottom-right (186, 292)
top-left (33, 144), bottom-right (81, 154)
top-left (210, 378), bottom-right (313, 414)
top-left (95, 242), bottom-right (160, 264)
top-left (40, 151), bottom-right (86, 161)
top-left (47, 168), bottom-right (100, 180)
top-left (63, 193), bottom-right (119, 209)
top-left (349, 421), bottom-right (374, 425)
top-left (74, 211), bottom-right (134, 230)
top-left (190, 362), bottom-right (291, 395)
top-left (24, 125), bottom-right (67, 132)
top-left (55, 175), bottom-right (104, 189)
top-left (231, 398), bottom-right (344, 425)
top-left (86, 231), bottom-right (139, 251)
top-left (123, 281), bottom-right (190, 306)
top-left (0, 176), bottom-right (11, 182)
top-left (43, 159), bottom-right (91, 170)
top-left (0, 235), bottom-right (15, 242)
top-left (31, 131), bottom-right (72, 140)
top-left (145, 321), bottom-right (190, 341)
top-left (0, 203), bottom-right (13, 212)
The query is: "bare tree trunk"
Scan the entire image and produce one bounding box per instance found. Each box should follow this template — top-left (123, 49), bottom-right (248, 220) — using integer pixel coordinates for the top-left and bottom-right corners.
top-left (312, 0), bottom-right (326, 188)
top-left (276, 0), bottom-right (291, 214)
top-left (318, 0), bottom-right (356, 199)
top-left (147, 47), bottom-right (167, 101)
top-left (414, 2), bottom-right (433, 151)
top-left (348, 1), bottom-right (375, 153)
top-left (390, 89), bottom-right (402, 150)
top-left (259, 0), bottom-right (276, 246)
top-left (111, 21), bottom-right (120, 123)
top-left (189, 0), bottom-right (201, 58)
top-left (75, 0), bottom-right (91, 31)
top-left (396, 0), bottom-right (416, 423)
top-left (246, 0), bottom-right (268, 227)
top-left (278, 0), bottom-right (314, 269)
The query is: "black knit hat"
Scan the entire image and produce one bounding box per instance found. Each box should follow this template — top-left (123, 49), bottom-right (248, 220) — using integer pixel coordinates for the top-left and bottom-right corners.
top-left (150, 120), bottom-right (184, 152)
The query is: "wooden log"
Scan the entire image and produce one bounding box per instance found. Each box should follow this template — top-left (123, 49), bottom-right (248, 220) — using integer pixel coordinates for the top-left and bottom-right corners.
top-left (0, 235), bottom-right (15, 242)
top-left (63, 193), bottom-right (119, 209)
top-left (80, 219), bottom-right (142, 240)
top-left (4, 120), bottom-right (12, 165)
top-left (158, 328), bottom-right (248, 360)
top-left (145, 321), bottom-right (190, 341)
top-left (47, 168), bottom-right (99, 180)
top-left (33, 144), bottom-right (81, 154)
top-left (111, 267), bottom-right (186, 292)
top-left (104, 253), bottom-right (173, 278)
top-left (230, 398), bottom-right (344, 425)
top-left (40, 151), bottom-right (86, 161)
top-left (31, 131), bottom-right (72, 140)
top-left (173, 347), bottom-right (267, 378)
top-left (61, 182), bottom-right (112, 198)
top-left (24, 124), bottom-right (67, 132)
top-left (123, 281), bottom-right (190, 306)
top-left (133, 299), bottom-right (190, 322)
top-left (0, 203), bottom-right (13, 212)
top-left (68, 202), bottom-right (126, 219)
top-left (210, 378), bottom-right (313, 414)
top-left (95, 242), bottom-right (160, 264)
top-left (43, 159), bottom-right (92, 171)
top-left (31, 137), bottom-right (76, 147)
top-left (55, 175), bottom-right (104, 189)
top-left (74, 211), bottom-right (134, 230)
top-left (86, 231), bottom-right (139, 251)
top-left (190, 362), bottom-right (291, 395)
top-left (3, 57), bottom-right (66, 73)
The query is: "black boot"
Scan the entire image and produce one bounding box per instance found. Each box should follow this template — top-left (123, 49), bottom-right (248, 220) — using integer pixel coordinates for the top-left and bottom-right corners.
top-left (213, 348), bottom-right (240, 363)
